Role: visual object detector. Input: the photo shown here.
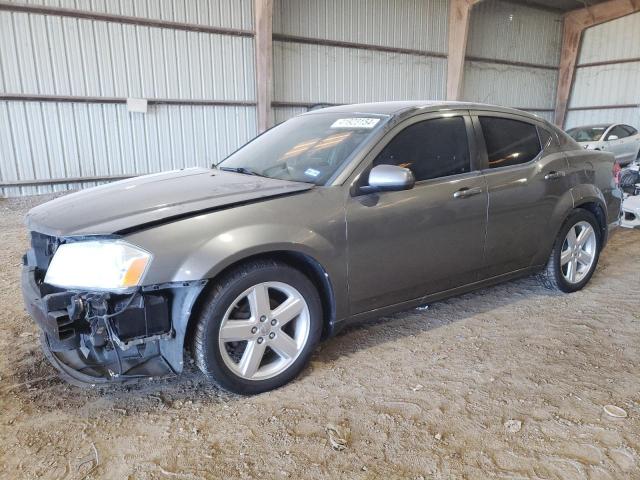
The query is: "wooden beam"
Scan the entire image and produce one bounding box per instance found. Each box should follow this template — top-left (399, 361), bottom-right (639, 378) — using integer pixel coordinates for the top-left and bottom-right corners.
top-left (554, 18), bottom-right (582, 128)
top-left (446, 0), bottom-right (483, 101)
top-left (554, 0), bottom-right (640, 127)
top-left (254, 0), bottom-right (273, 133)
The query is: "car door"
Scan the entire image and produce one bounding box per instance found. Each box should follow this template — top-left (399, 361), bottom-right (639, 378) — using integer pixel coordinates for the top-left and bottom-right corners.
top-left (345, 112), bottom-right (488, 314)
top-left (472, 112), bottom-right (570, 278)
top-left (603, 125), bottom-right (635, 165)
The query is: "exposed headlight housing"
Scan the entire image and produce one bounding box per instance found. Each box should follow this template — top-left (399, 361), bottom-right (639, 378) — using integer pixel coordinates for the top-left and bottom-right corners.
top-left (44, 240), bottom-right (152, 291)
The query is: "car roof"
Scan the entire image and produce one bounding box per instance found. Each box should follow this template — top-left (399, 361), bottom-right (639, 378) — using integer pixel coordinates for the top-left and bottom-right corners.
top-left (567, 123), bottom-right (612, 129)
top-left (302, 100), bottom-right (548, 122)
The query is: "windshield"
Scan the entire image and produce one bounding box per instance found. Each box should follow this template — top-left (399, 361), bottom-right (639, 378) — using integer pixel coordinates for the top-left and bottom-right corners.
top-left (219, 113), bottom-right (387, 185)
top-left (566, 126), bottom-right (607, 142)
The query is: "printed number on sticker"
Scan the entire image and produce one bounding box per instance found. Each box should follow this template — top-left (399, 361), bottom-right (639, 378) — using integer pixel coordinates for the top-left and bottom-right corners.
top-left (331, 118), bottom-right (380, 129)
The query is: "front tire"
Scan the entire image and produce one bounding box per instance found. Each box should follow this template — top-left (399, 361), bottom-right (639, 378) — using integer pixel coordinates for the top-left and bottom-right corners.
top-left (539, 209), bottom-right (601, 293)
top-left (192, 260), bottom-right (322, 394)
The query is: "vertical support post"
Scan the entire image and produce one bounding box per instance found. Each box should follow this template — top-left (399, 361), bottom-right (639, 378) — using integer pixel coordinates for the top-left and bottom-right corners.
top-left (446, 0), bottom-right (482, 101)
top-left (554, 19), bottom-right (582, 127)
top-left (554, 0), bottom-right (640, 127)
top-left (254, 0), bottom-right (273, 132)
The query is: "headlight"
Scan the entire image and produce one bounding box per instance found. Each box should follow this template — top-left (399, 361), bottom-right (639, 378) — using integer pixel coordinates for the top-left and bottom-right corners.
top-left (44, 240), bottom-right (152, 291)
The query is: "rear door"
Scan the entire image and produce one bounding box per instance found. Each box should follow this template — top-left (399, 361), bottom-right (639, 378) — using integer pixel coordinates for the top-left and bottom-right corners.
top-left (345, 112), bottom-right (488, 314)
top-left (472, 112), bottom-right (570, 278)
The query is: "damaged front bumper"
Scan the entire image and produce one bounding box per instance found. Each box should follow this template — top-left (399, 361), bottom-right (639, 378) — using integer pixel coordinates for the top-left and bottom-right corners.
top-left (22, 265), bottom-right (206, 386)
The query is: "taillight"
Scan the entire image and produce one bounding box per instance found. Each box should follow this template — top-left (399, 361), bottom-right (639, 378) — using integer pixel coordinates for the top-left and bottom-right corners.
top-left (613, 162), bottom-right (621, 185)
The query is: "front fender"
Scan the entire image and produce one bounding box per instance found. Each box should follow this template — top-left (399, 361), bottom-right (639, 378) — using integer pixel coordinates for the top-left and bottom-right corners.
top-left (181, 224), bottom-right (338, 281)
top-left (124, 187), bottom-right (349, 318)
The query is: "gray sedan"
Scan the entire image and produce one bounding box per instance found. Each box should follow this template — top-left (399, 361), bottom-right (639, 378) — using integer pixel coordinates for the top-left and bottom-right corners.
top-left (22, 101), bottom-right (620, 394)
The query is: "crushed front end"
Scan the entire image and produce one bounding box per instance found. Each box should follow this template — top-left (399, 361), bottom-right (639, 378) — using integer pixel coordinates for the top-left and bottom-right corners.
top-left (22, 232), bottom-right (206, 386)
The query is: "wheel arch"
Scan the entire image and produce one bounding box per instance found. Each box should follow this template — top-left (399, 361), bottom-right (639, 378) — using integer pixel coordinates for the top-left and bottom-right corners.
top-left (184, 250), bottom-right (337, 354)
top-left (573, 196), bottom-right (608, 247)
top-left (534, 188), bottom-right (608, 267)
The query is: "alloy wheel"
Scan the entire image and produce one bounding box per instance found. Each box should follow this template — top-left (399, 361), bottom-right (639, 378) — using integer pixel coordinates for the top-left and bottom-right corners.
top-left (217, 281), bottom-right (310, 381)
top-left (560, 220), bottom-right (597, 284)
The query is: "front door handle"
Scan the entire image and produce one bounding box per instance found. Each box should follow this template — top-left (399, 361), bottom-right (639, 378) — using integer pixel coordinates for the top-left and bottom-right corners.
top-left (544, 171), bottom-right (566, 180)
top-left (453, 186), bottom-right (483, 199)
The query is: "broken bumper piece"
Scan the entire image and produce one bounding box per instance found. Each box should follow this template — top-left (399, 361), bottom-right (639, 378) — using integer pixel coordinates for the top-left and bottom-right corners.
top-left (620, 195), bottom-right (640, 229)
top-left (21, 266), bottom-right (205, 386)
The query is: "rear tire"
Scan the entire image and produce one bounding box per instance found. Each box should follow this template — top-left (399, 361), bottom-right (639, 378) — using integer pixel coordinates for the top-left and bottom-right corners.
top-left (539, 209), bottom-right (601, 293)
top-left (192, 260), bottom-right (322, 395)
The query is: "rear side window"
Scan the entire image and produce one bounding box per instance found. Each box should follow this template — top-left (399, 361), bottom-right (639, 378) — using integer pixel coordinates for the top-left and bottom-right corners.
top-left (623, 125), bottom-right (638, 135)
top-left (479, 117), bottom-right (541, 168)
top-left (373, 116), bottom-right (470, 181)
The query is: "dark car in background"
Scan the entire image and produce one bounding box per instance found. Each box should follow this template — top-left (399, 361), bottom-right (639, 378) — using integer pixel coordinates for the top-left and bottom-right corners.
top-left (22, 101), bottom-right (620, 394)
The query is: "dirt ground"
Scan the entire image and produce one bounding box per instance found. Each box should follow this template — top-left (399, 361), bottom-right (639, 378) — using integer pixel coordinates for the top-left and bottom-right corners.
top-left (1, 194), bottom-right (639, 480)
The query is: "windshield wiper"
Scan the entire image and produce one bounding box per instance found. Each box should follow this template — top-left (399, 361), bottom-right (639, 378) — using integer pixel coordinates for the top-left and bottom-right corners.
top-left (218, 166), bottom-right (265, 177)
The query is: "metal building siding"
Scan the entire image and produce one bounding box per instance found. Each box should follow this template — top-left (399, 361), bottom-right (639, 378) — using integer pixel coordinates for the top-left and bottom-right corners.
top-left (273, 41), bottom-right (447, 104)
top-left (271, 0), bottom-right (449, 124)
top-left (4, 0), bottom-right (254, 30)
top-left (0, 101), bottom-right (257, 196)
top-left (462, 0), bottom-right (561, 118)
top-left (273, 0), bottom-right (448, 54)
top-left (0, 2), bottom-right (257, 197)
top-left (0, 11), bottom-right (256, 100)
top-left (566, 108), bottom-right (640, 130)
top-left (467, 0), bottom-right (562, 67)
top-left (570, 63), bottom-right (640, 108)
top-left (579, 12), bottom-right (640, 64)
top-left (272, 106), bottom-right (306, 125)
top-left (462, 61), bottom-right (558, 110)
top-left (567, 12), bottom-right (640, 129)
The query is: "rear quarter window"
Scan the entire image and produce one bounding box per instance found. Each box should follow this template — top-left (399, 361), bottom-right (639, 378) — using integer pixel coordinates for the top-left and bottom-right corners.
top-left (479, 117), bottom-right (541, 168)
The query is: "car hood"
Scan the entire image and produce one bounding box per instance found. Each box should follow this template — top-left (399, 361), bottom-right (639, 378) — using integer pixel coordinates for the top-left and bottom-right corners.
top-left (25, 168), bottom-right (314, 237)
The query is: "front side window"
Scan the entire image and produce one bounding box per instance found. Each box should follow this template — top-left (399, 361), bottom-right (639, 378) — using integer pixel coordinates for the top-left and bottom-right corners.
top-left (479, 117), bottom-right (541, 168)
top-left (372, 116), bottom-right (470, 182)
top-left (607, 125), bottom-right (630, 140)
top-left (220, 113), bottom-right (387, 185)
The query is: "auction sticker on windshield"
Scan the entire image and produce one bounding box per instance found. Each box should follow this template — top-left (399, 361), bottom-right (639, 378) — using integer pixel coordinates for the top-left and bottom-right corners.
top-left (331, 118), bottom-right (380, 129)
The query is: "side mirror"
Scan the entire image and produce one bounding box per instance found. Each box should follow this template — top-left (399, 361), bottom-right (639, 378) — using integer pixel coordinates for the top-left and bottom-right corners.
top-left (607, 135), bottom-right (619, 141)
top-left (364, 164), bottom-right (415, 193)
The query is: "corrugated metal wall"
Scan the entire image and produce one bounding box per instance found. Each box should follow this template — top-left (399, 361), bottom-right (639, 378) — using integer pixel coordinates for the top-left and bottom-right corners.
top-left (3, 0), bottom-right (254, 30)
top-left (462, 0), bottom-right (562, 123)
top-left (1, 0), bottom-right (575, 197)
top-left (272, 42), bottom-right (447, 104)
top-left (273, 0), bottom-right (448, 51)
top-left (565, 11), bottom-right (640, 129)
top-left (0, 1), bottom-right (257, 196)
top-left (271, 0), bottom-right (449, 124)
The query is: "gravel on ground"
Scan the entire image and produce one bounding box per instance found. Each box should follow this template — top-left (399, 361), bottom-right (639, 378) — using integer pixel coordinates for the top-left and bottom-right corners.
top-left (1, 194), bottom-right (639, 479)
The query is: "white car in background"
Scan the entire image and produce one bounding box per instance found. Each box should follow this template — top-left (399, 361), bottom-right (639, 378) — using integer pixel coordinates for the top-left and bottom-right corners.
top-left (567, 123), bottom-right (640, 166)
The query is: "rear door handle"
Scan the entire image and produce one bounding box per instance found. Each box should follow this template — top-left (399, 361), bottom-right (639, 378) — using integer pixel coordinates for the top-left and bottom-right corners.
top-left (544, 171), bottom-right (566, 180)
top-left (453, 186), bottom-right (483, 199)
